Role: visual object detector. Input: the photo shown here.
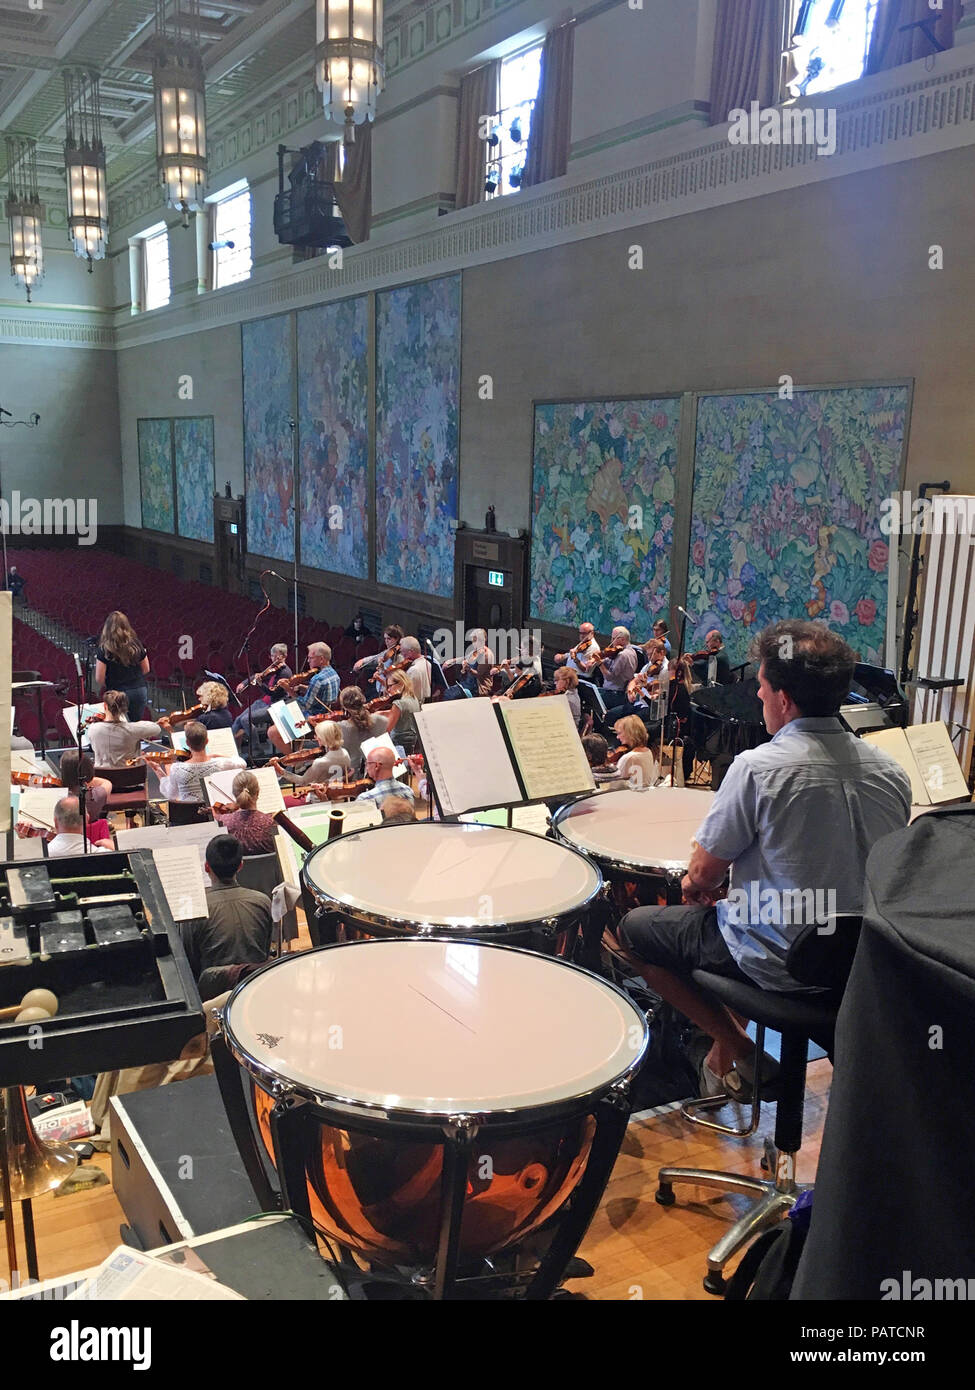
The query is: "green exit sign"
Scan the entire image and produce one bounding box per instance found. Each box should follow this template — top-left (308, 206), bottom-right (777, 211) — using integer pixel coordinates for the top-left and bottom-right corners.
top-left (488, 570), bottom-right (505, 587)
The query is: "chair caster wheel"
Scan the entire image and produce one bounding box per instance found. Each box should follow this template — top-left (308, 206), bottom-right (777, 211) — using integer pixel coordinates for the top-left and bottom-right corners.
top-left (703, 1271), bottom-right (726, 1296)
top-left (655, 1185), bottom-right (675, 1206)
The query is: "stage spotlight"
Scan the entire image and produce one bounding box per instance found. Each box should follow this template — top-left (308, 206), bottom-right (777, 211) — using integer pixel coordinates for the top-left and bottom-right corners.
top-left (509, 119), bottom-right (522, 143)
top-left (484, 174), bottom-right (498, 194)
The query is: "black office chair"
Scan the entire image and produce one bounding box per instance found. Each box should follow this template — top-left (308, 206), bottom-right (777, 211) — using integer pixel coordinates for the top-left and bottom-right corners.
top-left (655, 913), bottom-right (863, 1293)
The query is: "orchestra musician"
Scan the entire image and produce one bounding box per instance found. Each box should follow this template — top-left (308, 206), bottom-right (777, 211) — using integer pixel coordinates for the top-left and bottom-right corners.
top-left (192, 680), bottom-right (234, 730)
top-left (94, 611), bottom-right (151, 722)
top-left (594, 626), bottom-right (641, 710)
top-left (610, 714), bottom-right (658, 788)
top-left (214, 770), bottom-right (277, 855)
top-left (690, 629), bottom-right (733, 687)
top-left (16, 750), bottom-right (113, 846)
top-left (443, 628), bottom-right (496, 698)
top-left (383, 669), bottom-right (421, 751)
top-left (606, 622), bottom-right (912, 1102)
top-left (335, 686), bottom-right (390, 773)
top-left (555, 622), bottom-right (600, 676)
top-left (353, 625), bottom-right (404, 694)
top-left (87, 690), bottom-right (163, 769)
top-left (356, 746), bottom-right (415, 808)
top-left (231, 643), bottom-right (292, 747)
top-left (152, 719), bottom-right (245, 805)
top-left (400, 636), bottom-right (432, 704)
top-left (652, 619), bottom-right (672, 657)
top-left (582, 733), bottom-right (618, 782)
top-left (270, 720), bottom-right (352, 802)
top-left (268, 642), bottom-right (340, 755)
top-left (552, 666), bottom-right (583, 728)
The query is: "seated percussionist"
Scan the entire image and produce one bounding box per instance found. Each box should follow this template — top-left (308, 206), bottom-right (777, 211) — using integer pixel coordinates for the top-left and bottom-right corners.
top-left (606, 622), bottom-right (912, 1100)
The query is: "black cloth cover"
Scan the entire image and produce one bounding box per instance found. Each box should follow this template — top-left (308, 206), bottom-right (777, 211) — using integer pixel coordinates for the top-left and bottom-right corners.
top-left (791, 804), bottom-right (975, 1300)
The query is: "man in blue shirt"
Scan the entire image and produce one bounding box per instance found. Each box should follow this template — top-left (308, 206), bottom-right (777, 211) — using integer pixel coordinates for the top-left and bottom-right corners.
top-left (356, 746), bottom-right (416, 807)
top-left (300, 641), bottom-right (340, 719)
top-left (611, 620), bottom-right (911, 1100)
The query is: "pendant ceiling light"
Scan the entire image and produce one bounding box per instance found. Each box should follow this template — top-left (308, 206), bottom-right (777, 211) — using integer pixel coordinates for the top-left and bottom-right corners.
top-left (4, 135), bottom-right (45, 302)
top-left (152, 0), bottom-right (208, 226)
top-left (63, 68), bottom-right (108, 270)
top-left (316, 0), bottom-right (384, 145)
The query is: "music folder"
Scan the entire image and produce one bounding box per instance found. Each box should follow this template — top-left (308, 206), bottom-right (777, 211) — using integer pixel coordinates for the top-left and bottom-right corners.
top-left (415, 694), bottom-right (595, 819)
top-left (863, 721), bottom-right (971, 806)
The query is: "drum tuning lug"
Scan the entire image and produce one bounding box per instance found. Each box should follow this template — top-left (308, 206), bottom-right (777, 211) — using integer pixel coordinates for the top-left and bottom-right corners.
top-left (444, 1114), bottom-right (478, 1142)
top-left (605, 1080), bottom-right (632, 1111)
top-left (541, 917), bottom-right (558, 937)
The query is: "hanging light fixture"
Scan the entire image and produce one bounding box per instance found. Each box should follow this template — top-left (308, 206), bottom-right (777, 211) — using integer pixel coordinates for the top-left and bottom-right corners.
top-left (315, 0), bottom-right (385, 145)
top-left (62, 68), bottom-right (108, 270)
top-left (151, 0), bottom-right (207, 226)
top-left (4, 135), bottom-right (45, 302)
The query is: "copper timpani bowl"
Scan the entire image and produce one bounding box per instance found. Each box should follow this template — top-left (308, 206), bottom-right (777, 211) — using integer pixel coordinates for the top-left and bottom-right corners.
top-left (221, 939), bottom-right (648, 1267)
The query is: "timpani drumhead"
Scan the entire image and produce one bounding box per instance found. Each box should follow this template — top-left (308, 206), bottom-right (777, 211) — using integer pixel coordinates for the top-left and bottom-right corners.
top-left (302, 821), bottom-right (602, 930)
top-left (223, 939), bottom-right (647, 1121)
top-left (554, 785), bottom-right (714, 875)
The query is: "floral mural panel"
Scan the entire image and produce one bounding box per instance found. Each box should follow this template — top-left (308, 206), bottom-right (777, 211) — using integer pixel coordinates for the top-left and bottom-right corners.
top-left (174, 416), bottom-right (215, 544)
top-left (297, 297), bottom-right (369, 579)
top-left (375, 275), bottom-right (460, 595)
top-left (688, 387), bottom-right (909, 665)
top-left (529, 399), bottom-right (681, 635)
top-left (242, 313), bottom-right (296, 563)
top-left (138, 418), bottom-right (174, 534)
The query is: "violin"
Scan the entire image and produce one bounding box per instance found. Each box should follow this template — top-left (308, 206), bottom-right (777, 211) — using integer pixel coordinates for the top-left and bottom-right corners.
top-left (158, 703), bottom-right (205, 729)
top-left (503, 668), bottom-right (537, 698)
top-left (377, 658), bottom-right (411, 692)
top-left (236, 658), bottom-right (285, 695)
top-left (126, 748), bottom-right (191, 766)
top-left (272, 747), bottom-right (323, 768)
top-left (11, 770), bottom-right (62, 788)
top-left (593, 642), bottom-right (625, 667)
top-left (279, 666), bottom-right (322, 696)
top-left (605, 744), bottom-right (630, 765)
top-left (79, 711), bottom-right (107, 733)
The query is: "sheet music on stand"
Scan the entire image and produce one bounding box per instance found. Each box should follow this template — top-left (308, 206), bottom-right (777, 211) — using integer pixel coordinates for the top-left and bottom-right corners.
top-left (415, 695), bottom-right (595, 818)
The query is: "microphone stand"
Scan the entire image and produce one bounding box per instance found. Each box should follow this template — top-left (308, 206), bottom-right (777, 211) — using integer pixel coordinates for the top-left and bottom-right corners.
top-left (72, 654), bottom-right (88, 852)
top-left (426, 640), bottom-right (449, 700)
top-left (669, 608), bottom-right (691, 788)
top-left (237, 574), bottom-right (273, 769)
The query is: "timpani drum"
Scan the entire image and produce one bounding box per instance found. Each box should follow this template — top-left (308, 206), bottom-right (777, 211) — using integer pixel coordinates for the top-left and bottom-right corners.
top-left (215, 939), bottom-right (648, 1298)
top-left (301, 820), bottom-right (603, 956)
top-left (552, 785), bottom-right (715, 906)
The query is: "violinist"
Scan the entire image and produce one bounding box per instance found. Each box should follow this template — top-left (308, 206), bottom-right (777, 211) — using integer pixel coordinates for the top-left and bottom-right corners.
top-left (356, 746), bottom-right (415, 808)
top-left (652, 619), bottom-right (672, 657)
top-left (383, 669), bottom-right (421, 751)
top-left (595, 627), bottom-right (640, 710)
top-left (214, 771), bottom-right (277, 855)
top-left (690, 629), bottom-right (732, 687)
top-left (153, 720), bottom-right (245, 805)
top-left (335, 687), bottom-right (391, 772)
top-left (193, 680), bottom-right (234, 731)
top-left (232, 643), bottom-right (291, 747)
top-left (268, 642), bottom-right (340, 755)
top-left (640, 638), bottom-right (669, 683)
top-left (270, 720), bottom-right (352, 803)
top-left (15, 751), bottom-right (113, 846)
top-left (582, 733), bottom-right (618, 783)
top-left (555, 622), bottom-right (600, 676)
top-left (552, 667), bottom-right (583, 728)
top-left (400, 636), bottom-right (432, 703)
top-left (353, 625), bottom-right (403, 694)
top-left (87, 690), bottom-right (164, 769)
top-left (444, 628), bottom-right (495, 697)
top-left (610, 715), bottom-right (658, 788)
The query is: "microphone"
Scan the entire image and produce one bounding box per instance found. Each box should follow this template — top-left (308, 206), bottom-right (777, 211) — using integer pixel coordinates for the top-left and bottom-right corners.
top-left (676, 605), bottom-right (695, 620)
top-left (72, 652), bottom-right (83, 678)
